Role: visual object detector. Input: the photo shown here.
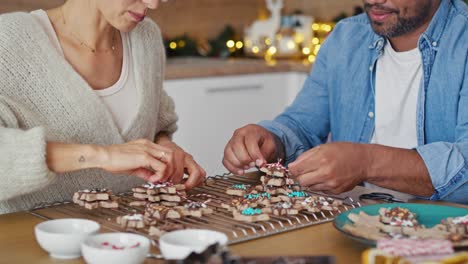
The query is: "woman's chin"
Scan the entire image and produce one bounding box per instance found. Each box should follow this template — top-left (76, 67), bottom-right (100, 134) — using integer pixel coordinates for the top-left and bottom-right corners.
top-left (115, 22), bottom-right (138, 33)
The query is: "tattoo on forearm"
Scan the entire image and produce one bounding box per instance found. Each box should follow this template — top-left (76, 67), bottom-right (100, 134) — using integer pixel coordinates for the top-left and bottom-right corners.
top-left (79, 155), bottom-right (85, 163)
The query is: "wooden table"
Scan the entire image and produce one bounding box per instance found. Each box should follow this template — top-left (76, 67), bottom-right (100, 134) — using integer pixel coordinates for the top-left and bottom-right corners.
top-left (1, 184), bottom-right (464, 264)
top-left (0, 210), bottom-right (367, 264)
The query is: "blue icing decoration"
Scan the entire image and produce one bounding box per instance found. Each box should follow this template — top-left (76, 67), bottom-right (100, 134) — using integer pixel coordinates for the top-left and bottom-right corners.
top-left (287, 191), bottom-right (310, 198)
top-left (241, 207), bottom-right (263, 215)
top-left (243, 192), bottom-right (271, 200)
top-left (232, 184), bottom-right (247, 190)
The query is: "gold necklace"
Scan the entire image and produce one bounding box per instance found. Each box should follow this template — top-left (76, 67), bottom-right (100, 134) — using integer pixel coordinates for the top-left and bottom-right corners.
top-left (60, 6), bottom-right (116, 53)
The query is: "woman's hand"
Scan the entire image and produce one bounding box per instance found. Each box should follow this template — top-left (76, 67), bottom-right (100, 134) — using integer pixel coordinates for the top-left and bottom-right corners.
top-left (99, 139), bottom-right (176, 183)
top-left (101, 138), bottom-right (206, 188)
top-left (155, 136), bottom-right (206, 189)
top-left (46, 138), bottom-right (206, 189)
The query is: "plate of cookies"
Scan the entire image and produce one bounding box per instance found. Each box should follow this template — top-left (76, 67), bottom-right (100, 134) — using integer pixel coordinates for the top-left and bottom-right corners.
top-left (333, 203), bottom-right (468, 248)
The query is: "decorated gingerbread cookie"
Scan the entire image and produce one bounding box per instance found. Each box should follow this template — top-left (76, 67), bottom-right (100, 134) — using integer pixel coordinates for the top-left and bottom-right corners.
top-left (233, 207), bottom-right (270, 222)
top-left (116, 214), bottom-right (145, 229)
top-left (144, 204), bottom-right (182, 220)
top-left (73, 188), bottom-right (119, 209)
top-left (175, 200), bottom-right (214, 217)
top-left (226, 184), bottom-right (252, 196)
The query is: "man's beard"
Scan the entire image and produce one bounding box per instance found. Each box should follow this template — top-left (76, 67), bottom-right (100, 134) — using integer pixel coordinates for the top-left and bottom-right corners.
top-left (365, 2), bottom-right (432, 38)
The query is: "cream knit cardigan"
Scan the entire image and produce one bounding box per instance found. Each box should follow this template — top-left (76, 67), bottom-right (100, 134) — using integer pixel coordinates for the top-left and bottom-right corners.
top-left (0, 12), bottom-right (178, 214)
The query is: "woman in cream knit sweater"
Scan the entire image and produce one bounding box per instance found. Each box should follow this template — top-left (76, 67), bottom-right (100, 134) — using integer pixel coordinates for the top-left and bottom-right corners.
top-left (0, 0), bottom-right (206, 214)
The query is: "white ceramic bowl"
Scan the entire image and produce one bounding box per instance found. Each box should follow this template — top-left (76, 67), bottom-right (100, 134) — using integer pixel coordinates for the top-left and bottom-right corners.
top-left (81, 232), bottom-right (150, 264)
top-left (159, 229), bottom-right (228, 260)
top-left (34, 218), bottom-right (100, 259)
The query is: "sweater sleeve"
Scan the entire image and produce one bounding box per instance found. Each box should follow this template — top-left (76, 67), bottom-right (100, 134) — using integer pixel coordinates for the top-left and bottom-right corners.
top-left (0, 100), bottom-right (56, 201)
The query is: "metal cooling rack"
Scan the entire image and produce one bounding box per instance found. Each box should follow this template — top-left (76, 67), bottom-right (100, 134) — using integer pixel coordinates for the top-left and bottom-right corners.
top-left (28, 174), bottom-right (361, 246)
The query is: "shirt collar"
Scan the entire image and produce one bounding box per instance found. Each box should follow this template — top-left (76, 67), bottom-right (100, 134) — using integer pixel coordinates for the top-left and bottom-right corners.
top-left (419, 0), bottom-right (451, 49)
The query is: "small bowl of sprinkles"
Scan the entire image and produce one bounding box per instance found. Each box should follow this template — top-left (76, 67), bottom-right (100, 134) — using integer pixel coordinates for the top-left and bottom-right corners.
top-left (81, 232), bottom-right (150, 264)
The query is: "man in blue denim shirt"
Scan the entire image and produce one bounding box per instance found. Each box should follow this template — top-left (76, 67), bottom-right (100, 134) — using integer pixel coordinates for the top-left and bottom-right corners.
top-left (223, 0), bottom-right (467, 203)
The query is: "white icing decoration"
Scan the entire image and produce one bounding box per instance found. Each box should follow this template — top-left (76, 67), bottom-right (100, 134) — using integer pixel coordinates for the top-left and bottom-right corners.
top-left (143, 182), bottom-right (172, 189)
top-left (452, 215), bottom-right (468, 224)
top-left (122, 214), bottom-right (144, 221)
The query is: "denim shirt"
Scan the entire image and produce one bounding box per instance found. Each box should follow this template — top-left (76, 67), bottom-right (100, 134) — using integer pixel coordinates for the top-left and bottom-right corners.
top-left (259, 0), bottom-right (468, 203)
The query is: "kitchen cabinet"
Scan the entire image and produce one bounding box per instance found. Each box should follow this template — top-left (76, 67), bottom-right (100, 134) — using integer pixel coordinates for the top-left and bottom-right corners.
top-left (165, 72), bottom-right (308, 175)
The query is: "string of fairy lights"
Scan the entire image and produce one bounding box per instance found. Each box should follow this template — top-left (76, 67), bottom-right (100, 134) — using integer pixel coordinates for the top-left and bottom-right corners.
top-left (167, 22), bottom-right (335, 65)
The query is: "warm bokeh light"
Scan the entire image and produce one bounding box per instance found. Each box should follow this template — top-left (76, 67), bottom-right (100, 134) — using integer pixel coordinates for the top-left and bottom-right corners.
top-left (308, 54), bottom-right (316, 63)
top-left (313, 45), bottom-right (321, 55)
top-left (169, 41), bottom-right (177, 49)
top-left (287, 40), bottom-right (296, 50)
top-left (267, 46), bottom-right (277, 55)
top-left (178, 40), bottom-right (186, 48)
top-left (312, 23), bottom-right (320, 31)
top-left (226, 40), bottom-right (235, 48)
top-left (294, 33), bottom-right (304, 44)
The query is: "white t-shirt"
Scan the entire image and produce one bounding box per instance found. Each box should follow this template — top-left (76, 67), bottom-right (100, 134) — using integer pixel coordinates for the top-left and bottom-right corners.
top-left (368, 41), bottom-right (423, 198)
top-left (31, 9), bottom-right (138, 133)
top-left (371, 42), bottom-right (421, 147)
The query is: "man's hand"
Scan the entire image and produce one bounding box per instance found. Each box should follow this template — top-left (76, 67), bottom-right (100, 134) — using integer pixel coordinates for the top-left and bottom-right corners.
top-left (223, 124), bottom-right (280, 175)
top-left (288, 142), bottom-right (370, 194)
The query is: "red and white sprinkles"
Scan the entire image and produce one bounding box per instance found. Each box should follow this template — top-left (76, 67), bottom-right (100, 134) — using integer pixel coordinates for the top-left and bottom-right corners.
top-left (100, 241), bottom-right (141, 250)
top-left (263, 159), bottom-right (289, 174)
top-left (377, 239), bottom-right (453, 257)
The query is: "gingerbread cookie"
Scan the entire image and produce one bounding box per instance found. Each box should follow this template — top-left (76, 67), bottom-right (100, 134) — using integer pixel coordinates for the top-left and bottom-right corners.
top-left (160, 193), bottom-right (185, 203)
top-left (175, 200), bottom-right (214, 217)
top-left (73, 188), bottom-right (110, 202)
top-left (379, 207), bottom-right (419, 227)
top-left (259, 160), bottom-right (289, 177)
top-left (299, 195), bottom-right (342, 212)
top-left (144, 204), bottom-right (182, 220)
top-left (138, 181), bottom-right (186, 194)
top-left (233, 207), bottom-right (270, 222)
top-left (99, 198), bottom-right (119, 209)
top-left (73, 188), bottom-right (118, 209)
top-left (117, 214), bottom-right (145, 229)
top-left (271, 202), bottom-right (299, 216)
top-left (226, 184), bottom-right (252, 196)
top-left (260, 175), bottom-right (285, 187)
top-left (132, 183), bottom-right (160, 202)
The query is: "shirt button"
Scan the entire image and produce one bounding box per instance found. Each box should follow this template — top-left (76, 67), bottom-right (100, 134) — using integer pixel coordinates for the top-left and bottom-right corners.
top-left (368, 112), bottom-right (374, 118)
top-left (369, 66), bottom-right (373, 71)
top-left (432, 41), bottom-right (437, 47)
